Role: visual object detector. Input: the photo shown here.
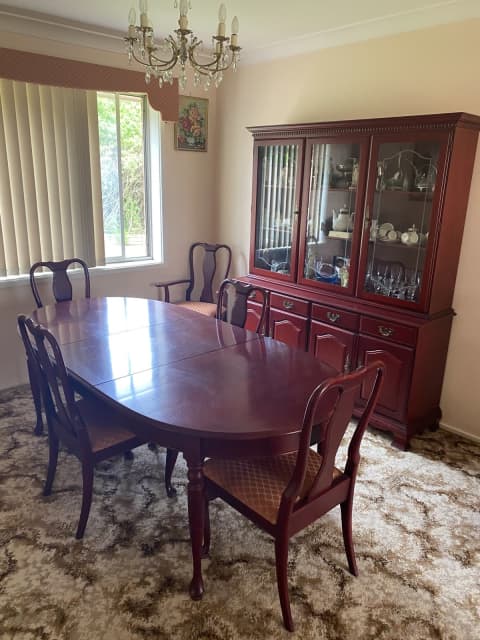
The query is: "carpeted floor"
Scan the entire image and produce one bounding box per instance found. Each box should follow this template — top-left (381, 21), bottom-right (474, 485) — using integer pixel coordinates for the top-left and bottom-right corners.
top-left (0, 385), bottom-right (479, 640)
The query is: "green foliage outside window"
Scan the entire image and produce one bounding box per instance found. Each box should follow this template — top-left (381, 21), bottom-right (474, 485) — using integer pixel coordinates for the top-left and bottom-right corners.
top-left (97, 93), bottom-right (147, 259)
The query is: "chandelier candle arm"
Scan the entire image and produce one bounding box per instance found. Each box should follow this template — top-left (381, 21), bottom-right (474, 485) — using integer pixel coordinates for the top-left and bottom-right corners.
top-left (125, 0), bottom-right (241, 91)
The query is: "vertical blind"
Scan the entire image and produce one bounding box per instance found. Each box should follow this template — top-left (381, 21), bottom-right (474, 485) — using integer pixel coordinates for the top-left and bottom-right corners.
top-left (0, 79), bottom-right (105, 277)
top-left (258, 144), bottom-right (298, 250)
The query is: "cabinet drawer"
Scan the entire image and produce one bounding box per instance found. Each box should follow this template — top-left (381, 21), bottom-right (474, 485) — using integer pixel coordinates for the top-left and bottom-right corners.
top-left (360, 316), bottom-right (416, 347)
top-left (270, 293), bottom-right (309, 317)
top-left (311, 303), bottom-right (359, 331)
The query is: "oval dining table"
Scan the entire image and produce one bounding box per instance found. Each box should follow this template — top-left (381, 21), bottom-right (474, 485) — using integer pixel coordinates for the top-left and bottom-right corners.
top-left (30, 296), bottom-right (336, 599)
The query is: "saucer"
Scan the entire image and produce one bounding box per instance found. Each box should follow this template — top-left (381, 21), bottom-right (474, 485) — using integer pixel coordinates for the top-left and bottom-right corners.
top-left (378, 222), bottom-right (394, 238)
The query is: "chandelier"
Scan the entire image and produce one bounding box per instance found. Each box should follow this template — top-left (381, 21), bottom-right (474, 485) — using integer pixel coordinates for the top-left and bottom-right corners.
top-left (125, 0), bottom-right (241, 91)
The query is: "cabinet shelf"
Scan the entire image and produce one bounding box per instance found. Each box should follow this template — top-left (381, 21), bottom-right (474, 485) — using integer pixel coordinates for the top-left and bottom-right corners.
top-left (370, 240), bottom-right (427, 250)
top-left (375, 189), bottom-right (434, 201)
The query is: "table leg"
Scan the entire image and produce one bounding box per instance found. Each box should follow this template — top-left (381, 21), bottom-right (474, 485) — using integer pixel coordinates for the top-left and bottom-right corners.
top-left (185, 451), bottom-right (205, 600)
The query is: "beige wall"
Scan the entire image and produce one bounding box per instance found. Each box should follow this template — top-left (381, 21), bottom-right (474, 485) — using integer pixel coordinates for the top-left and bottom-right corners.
top-left (215, 19), bottom-right (480, 440)
top-left (0, 35), bottom-right (218, 390)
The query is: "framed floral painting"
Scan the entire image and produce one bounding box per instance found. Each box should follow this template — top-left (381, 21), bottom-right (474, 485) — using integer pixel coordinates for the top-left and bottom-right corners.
top-left (175, 96), bottom-right (208, 151)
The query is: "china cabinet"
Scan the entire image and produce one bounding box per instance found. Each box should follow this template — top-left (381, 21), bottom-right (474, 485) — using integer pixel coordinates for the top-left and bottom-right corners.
top-left (243, 113), bottom-right (480, 448)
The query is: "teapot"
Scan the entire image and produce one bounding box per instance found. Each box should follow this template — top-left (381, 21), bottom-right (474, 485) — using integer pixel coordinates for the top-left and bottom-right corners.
top-left (332, 205), bottom-right (354, 232)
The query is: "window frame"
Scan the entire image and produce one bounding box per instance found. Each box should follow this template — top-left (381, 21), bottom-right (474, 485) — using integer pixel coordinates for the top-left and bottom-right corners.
top-left (98, 91), bottom-right (154, 265)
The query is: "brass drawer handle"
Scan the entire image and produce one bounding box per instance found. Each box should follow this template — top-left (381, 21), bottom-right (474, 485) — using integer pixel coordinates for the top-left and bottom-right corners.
top-left (327, 311), bottom-right (340, 323)
top-left (283, 300), bottom-right (294, 310)
top-left (250, 291), bottom-right (257, 300)
top-left (378, 325), bottom-right (394, 337)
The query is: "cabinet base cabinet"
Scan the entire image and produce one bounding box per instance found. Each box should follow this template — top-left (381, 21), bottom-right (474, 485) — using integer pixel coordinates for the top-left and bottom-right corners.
top-left (242, 274), bottom-right (453, 449)
top-left (355, 406), bottom-right (442, 451)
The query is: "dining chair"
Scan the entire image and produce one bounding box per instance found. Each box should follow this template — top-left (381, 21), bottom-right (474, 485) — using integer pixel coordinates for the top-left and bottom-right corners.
top-left (17, 315), bottom-right (147, 540)
top-left (202, 360), bottom-right (384, 632)
top-left (152, 242), bottom-right (232, 317)
top-left (26, 258), bottom-right (91, 435)
top-left (163, 278), bottom-right (269, 498)
top-left (216, 278), bottom-right (269, 334)
top-left (29, 258), bottom-right (91, 309)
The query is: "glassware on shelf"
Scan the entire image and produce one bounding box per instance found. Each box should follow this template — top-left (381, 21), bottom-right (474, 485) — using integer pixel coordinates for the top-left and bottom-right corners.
top-left (364, 261), bottom-right (421, 301)
top-left (314, 258), bottom-right (338, 284)
top-left (339, 260), bottom-right (350, 288)
top-left (350, 159), bottom-right (359, 189)
top-left (376, 148), bottom-right (438, 193)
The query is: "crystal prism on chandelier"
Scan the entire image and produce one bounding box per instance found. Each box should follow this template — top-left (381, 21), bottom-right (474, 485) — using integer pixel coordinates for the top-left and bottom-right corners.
top-left (125, 0), bottom-right (241, 90)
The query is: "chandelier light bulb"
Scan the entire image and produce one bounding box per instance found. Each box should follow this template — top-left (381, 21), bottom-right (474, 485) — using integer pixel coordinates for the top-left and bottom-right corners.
top-left (217, 4), bottom-right (227, 37)
top-left (231, 15), bottom-right (239, 46)
top-left (139, 0), bottom-right (148, 13)
top-left (179, 0), bottom-right (189, 17)
top-left (128, 8), bottom-right (136, 26)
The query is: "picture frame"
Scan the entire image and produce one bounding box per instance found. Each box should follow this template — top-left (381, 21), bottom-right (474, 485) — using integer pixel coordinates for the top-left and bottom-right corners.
top-left (175, 96), bottom-right (208, 152)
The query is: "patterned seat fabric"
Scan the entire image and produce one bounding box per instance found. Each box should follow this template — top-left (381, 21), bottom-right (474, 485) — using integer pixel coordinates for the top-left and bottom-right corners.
top-left (204, 451), bottom-right (343, 525)
top-left (176, 301), bottom-right (217, 317)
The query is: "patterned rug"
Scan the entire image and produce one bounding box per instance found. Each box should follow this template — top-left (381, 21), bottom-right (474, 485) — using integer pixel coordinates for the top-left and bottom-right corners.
top-left (0, 386), bottom-right (479, 640)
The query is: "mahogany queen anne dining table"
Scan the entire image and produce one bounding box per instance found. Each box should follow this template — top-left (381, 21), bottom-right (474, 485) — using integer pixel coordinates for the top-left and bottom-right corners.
top-left (30, 296), bottom-right (337, 598)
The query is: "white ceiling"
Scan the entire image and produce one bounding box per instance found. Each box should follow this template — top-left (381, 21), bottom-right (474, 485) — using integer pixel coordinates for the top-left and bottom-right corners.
top-left (1, 0), bottom-right (479, 63)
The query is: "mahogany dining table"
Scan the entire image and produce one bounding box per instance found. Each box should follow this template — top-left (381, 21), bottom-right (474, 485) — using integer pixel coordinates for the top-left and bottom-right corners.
top-left (30, 296), bottom-right (336, 599)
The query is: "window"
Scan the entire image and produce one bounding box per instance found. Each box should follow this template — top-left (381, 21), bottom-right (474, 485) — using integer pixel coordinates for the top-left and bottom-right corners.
top-left (97, 93), bottom-right (150, 262)
top-left (0, 79), bottom-right (161, 278)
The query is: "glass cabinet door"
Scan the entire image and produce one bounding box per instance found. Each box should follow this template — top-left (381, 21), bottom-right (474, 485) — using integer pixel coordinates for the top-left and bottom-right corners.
top-left (252, 140), bottom-right (303, 281)
top-left (298, 138), bottom-right (368, 293)
top-left (361, 136), bottom-right (446, 307)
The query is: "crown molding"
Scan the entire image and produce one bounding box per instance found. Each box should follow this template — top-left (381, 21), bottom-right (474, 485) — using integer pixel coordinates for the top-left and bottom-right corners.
top-left (0, 6), bottom-right (124, 54)
top-left (241, 0), bottom-right (480, 64)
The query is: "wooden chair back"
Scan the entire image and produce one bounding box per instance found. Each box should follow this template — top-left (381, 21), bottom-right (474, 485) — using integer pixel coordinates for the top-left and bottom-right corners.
top-left (216, 278), bottom-right (268, 334)
top-left (18, 315), bottom-right (90, 453)
top-left (186, 243), bottom-right (232, 303)
top-left (29, 258), bottom-right (91, 308)
top-left (279, 361), bottom-right (384, 524)
top-left (17, 313), bottom-right (41, 377)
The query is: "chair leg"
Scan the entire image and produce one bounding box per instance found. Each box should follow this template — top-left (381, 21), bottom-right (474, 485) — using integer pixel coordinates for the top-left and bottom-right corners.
top-left (165, 448), bottom-right (179, 497)
top-left (43, 431), bottom-right (59, 496)
top-left (275, 535), bottom-right (294, 632)
top-left (27, 357), bottom-right (43, 436)
top-left (341, 495), bottom-right (358, 576)
top-left (76, 462), bottom-right (94, 540)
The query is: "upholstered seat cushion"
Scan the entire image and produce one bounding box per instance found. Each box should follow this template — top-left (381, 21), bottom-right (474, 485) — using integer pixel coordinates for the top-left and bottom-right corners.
top-left (77, 398), bottom-right (140, 453)
top-left (176, 301), bottom-right (217, 317)
top-left (204, 451), bottom-right (343, 525)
